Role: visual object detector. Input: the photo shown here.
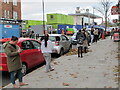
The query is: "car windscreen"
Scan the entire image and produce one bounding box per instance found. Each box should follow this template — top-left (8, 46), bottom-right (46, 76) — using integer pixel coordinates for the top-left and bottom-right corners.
top-left (49, 36), bottom-right (56, 41)
top-left (0, 42), bottom-right (5, 53)
top-left (49, 36), bottom-right (60, 41)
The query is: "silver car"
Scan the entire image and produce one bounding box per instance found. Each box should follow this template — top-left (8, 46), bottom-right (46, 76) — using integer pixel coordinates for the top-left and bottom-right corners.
top-left (49, 34), bottom-right (72, 56)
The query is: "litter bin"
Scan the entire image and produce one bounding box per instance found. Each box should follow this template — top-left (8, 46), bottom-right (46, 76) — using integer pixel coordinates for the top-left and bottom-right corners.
top-left (113, 32), bottom-right (119, 42)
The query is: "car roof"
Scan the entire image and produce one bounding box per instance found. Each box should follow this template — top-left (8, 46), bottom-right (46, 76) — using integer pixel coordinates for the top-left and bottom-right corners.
top-left (0, 38), bottom-right (36, 43)
top-left (48, 34), bottom-right (62, 37)
top-left (0, 38), bottom-right (11, 43)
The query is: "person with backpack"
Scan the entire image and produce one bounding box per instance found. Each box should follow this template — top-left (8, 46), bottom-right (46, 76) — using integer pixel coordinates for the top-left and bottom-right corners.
top-left (76, 29), bottom-right (85, 58)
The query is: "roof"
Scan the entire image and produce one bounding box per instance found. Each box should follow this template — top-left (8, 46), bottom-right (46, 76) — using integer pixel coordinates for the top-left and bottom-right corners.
top-left (0, 38), bottom-right (35, 43)
top-left (49, 34), bottom-right (62, 36)
top-left (68, 12), bottom-right (102, 19)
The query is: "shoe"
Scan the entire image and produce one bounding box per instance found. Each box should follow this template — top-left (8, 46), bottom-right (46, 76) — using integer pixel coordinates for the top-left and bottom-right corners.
top-left (13, 84), bottom-right (20, 88)
top-left (50, 69), bottom-right (54, 71)
top-left (19, 83), bottom-right (28, 86)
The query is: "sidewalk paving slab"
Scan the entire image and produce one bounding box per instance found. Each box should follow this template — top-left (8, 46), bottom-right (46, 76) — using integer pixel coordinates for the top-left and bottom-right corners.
top-left (3, 37), bottom-right (119, 88)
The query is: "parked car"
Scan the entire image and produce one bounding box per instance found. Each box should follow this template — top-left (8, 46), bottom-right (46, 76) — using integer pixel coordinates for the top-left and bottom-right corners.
top-left (71, 31), bottom-right (91, 45)
top-left (48, 34), bottom-right (72, 56)
top-left (71, 32), bottom-right (78, 45)
top-left (0, 38), bottom-right (45, 75)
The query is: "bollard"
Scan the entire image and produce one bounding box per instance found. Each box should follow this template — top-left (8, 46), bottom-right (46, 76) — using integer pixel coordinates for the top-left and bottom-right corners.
top-left (102, 32), bottom-right (105, 39)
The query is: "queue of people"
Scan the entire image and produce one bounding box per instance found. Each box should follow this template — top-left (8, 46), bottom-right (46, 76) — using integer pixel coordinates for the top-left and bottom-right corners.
top-left (75, 27), bottom-right (102, 58)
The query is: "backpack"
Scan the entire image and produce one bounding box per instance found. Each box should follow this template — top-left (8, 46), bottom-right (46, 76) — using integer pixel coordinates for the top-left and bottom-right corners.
top-left (77, 37), bottom-right (84, 44)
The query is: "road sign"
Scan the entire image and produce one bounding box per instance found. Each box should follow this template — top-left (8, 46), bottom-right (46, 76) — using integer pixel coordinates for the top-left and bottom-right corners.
top-left (112, 19), bottom-right (117, 23)
top-left (111, 6), bottom-right (118, 15)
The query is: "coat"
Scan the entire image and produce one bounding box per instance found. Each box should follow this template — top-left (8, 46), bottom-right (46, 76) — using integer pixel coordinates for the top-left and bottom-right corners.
top-left (83, 32), bottom-right (88, 47)
top-left (4, 42), bottom-right (22, 72)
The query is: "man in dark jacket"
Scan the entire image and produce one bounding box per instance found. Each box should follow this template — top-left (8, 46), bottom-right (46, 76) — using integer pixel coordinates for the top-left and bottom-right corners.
top-left (4, 36), bottom-right (28, 88)
top-left (76, 29), bottom-right (85, 40)
top-left (75, 29), bottom-right (85, 58)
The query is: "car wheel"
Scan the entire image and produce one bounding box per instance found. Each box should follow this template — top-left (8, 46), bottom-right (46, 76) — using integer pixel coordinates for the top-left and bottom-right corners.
top-left (59, 49), bottom-right (64, 56)
top-left (22, 63), bottom-right (27, 76)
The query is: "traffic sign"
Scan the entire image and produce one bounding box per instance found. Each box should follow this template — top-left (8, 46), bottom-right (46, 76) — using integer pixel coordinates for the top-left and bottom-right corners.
top-left (111, 6), bottom-right (118, 15)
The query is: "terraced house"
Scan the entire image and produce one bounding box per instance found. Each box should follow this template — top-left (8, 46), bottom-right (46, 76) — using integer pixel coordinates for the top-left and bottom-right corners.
top-left (0, 0), bottom-right (21, 20)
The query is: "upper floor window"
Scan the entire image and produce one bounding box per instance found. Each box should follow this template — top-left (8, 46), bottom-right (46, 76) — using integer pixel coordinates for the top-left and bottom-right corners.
top-left (13, 11), bottom-right (18, 19)
top-left (50, 15), bottom-right (54, 20)
top-left (4, 10), bottom-right (7, 18)
top-left (3, 0), bottom-right (7, 3)
top-left (13, 0), bottom-right (17, 6)
top-left (7, 0), bottom-right (9, 4)
top-left (7, 11), bottom-right (10, 18)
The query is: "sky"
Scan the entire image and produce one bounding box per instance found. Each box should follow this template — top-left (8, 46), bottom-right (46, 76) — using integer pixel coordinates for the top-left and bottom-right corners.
top-left (21, 0), bottom-right (118, 23)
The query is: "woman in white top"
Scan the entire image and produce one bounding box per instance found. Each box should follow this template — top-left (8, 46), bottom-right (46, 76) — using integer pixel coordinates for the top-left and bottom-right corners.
top-left (41, 34), bottom-right (54, 72)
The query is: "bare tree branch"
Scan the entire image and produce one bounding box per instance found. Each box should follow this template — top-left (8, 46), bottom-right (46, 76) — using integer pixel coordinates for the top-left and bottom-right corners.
top-left (94, 0), bottom-right (112, 31)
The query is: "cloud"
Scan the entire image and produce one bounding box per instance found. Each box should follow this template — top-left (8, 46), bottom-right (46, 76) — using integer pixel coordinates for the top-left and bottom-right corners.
top-left (21, 0), bottom-right (117, 21)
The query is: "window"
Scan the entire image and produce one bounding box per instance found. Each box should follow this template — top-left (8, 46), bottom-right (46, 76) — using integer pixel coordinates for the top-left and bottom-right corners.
top-left (21, 41), bottom-right (33, 50)
top-left (4, 10), bottom-right (7, 18)
top-left (50, 15), bottom-right (54, 19)
top-left (7, 0), bottom-right (9, 4)
top-left (7, 11), bottom-right (10, 18)
top-left (13, 0), bottom-right (17, 6)
top-left (61, 35), bottom-right (68, 41)
top-left (49, 36), bottom-right (56, 41)
top-left (3, 0), bottom-right (7, 3)
top-left (0, 42), bottom-right (5, 53)
top-left (13, 11), bottom-right (18, 19)
top-left (30, 40), bottom-right (41, 49)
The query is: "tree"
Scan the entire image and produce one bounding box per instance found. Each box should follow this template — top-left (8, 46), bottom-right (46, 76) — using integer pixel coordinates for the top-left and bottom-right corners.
top-left (94, 0), bottom-right (112, 36)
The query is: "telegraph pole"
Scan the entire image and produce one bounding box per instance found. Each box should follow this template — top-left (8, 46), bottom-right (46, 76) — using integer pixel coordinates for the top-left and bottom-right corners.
top-left (42, 0), bottom-right (45, 34)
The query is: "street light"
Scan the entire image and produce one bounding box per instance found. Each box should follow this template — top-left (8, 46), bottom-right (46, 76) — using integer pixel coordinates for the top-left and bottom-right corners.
top-left (42, 0), bottom-right (45, 34)
top-left (93, 7), bottom-right (95, 24)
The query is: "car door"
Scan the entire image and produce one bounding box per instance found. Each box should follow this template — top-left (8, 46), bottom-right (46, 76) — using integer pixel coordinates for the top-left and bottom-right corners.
top-left (20, 40), bottom-right (38, 68)
top-left (61, 35), bottom-right (69, 51)
top-left (30, 40), bottom-right (45, 65)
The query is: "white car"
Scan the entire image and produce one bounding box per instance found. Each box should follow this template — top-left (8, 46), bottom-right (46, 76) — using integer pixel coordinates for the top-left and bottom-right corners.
top-left (49, 34), bottom-right (72, 56)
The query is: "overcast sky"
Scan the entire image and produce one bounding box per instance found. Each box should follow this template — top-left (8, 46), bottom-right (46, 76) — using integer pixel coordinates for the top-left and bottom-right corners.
top-left (21, 0), bottom-right (118, 22)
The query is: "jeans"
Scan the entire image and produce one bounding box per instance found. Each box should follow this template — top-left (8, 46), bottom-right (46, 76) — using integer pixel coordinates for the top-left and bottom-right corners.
top-left (10, 69), bottom-right (23, 85)
top-left (43, 53), bottom-right (52, 72)
top-left (91, 35), bottom-right (94, 44)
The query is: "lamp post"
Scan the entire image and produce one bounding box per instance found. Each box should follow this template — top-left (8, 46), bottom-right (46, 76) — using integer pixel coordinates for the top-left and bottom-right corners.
top-left (81, 16), bottom-right (84, 28)
top-left (93, 7), bottom-right (95, 24)
top-left (42, 0), bottom-right (45, 34)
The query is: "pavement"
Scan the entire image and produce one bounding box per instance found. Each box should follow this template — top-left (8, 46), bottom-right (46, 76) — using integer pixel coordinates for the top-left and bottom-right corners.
top-left (3, 37), bottom-right (119, 88)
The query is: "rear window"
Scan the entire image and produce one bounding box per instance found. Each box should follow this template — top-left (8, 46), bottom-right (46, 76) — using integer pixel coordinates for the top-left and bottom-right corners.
top-left (49, 36), bottom-right (60, 41)
top-left (0, 42), bottom-right (5, 53)
top-left (49, 36), bottom-right (56, 41)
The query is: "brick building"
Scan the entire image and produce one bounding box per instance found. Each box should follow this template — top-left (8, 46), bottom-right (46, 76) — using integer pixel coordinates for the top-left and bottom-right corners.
top-left (0, 0), bottom-right (21, 20)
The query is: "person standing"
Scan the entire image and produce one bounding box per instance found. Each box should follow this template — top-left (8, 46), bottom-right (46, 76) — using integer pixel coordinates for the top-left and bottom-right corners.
top-left (111, 28), bottom-right (114, 39)
top-left (26, 26), bottom-right (32, 37)
top-left (90, 27), bottom-right (94, 44)
top-left (41, 34), bottom-right (54, 72)
top-left (94, 29), bottom-right (99, 43)
top-left (3, 36), bottom-right (28, 88)
top-left (82, 29), bottom-right (88, 53)
top-left (76, 29), bottom-right (85, 58)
